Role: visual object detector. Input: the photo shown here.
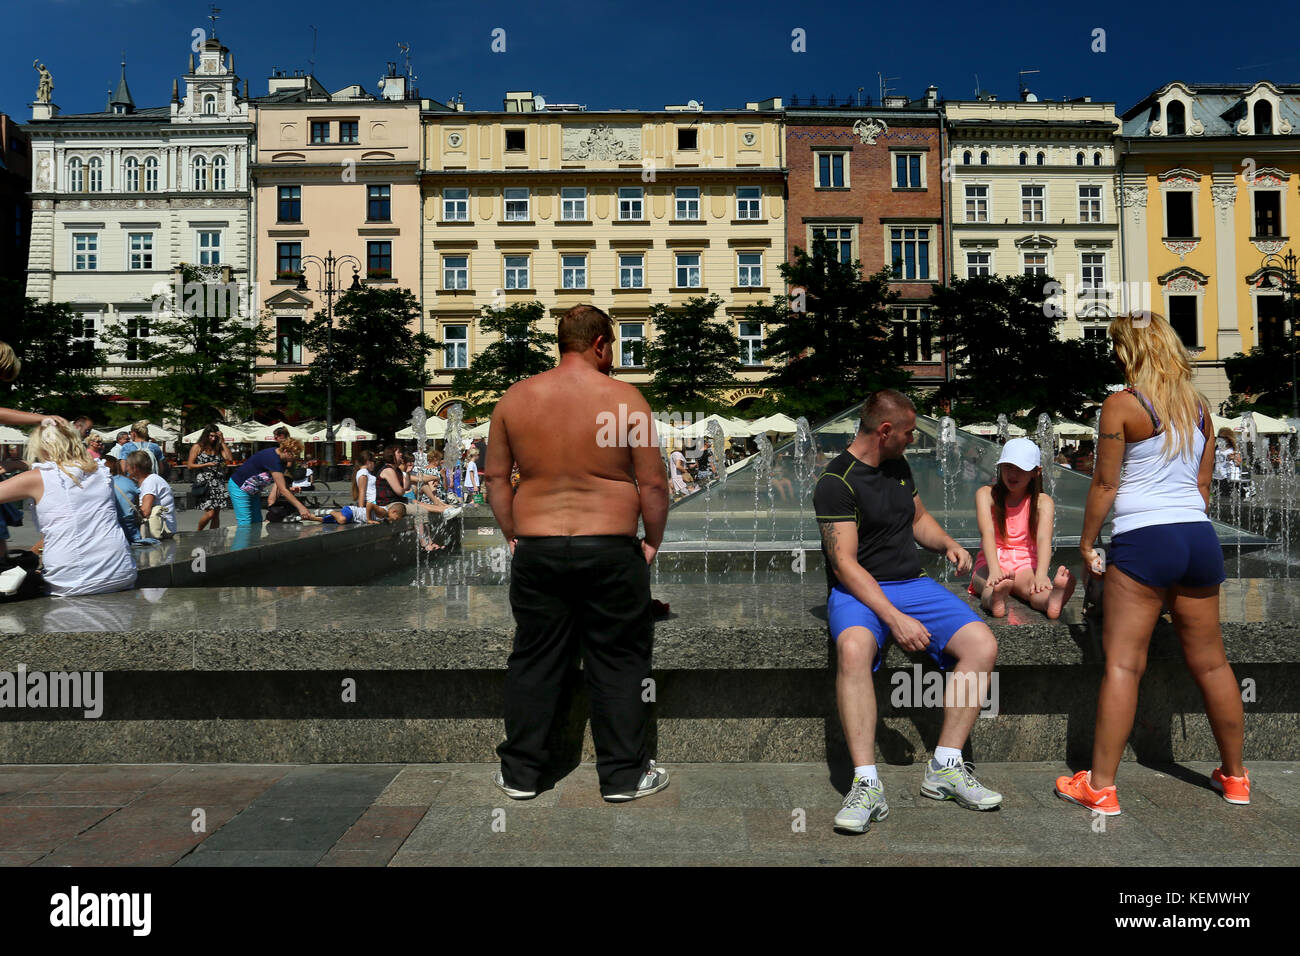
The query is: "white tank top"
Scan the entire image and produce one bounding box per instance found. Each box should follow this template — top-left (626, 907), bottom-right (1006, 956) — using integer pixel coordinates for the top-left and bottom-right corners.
top-left (1112, 391), bottom-right (1209, 535)
top-left (32, 461), bottom-right (138, 596)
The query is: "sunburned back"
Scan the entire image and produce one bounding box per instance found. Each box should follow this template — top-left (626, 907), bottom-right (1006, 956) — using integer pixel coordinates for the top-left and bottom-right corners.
top-left (502, 364), bottom-right (644, 536)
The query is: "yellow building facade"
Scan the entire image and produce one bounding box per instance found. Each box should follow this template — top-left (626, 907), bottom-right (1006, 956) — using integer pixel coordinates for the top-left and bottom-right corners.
top-left (420, 92), bottom-right (785, 413)
top-left (1120, 82), bottom-right (1300, 407)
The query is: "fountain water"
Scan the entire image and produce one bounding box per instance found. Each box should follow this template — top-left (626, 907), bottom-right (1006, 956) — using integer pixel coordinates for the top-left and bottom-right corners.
top-left (703, 422), bottom-right (726, 572)
top-left (937, 417), bottom-right (959, 580)
top-left (443, 403), bottom-right (464, 501)
top-left (996, 414), bottom-right (1009, 444)
top-left (409, 406), bottom-right (429, 584)
top-left (1035, 413), bottom-right (1057, 500)
top-left (792, 417), bottom-right (817, 578)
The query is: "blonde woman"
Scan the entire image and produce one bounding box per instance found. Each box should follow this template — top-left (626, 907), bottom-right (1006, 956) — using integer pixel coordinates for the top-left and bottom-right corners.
top-left (1057, 312), bottom-right (1247, 815)
top-left (0, 418), bottom-right (136, 596)
top-left (226, 437), bottom-right (312, 525)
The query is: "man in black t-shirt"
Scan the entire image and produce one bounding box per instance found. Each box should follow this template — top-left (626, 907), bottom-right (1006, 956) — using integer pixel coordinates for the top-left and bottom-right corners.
top-left (813, 389), bottom-right (1002, 834)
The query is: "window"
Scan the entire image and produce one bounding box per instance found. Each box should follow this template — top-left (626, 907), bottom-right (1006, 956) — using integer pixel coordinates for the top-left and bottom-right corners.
top-left (1169, 294), bottom-right (1197, 346)
top-left (125, 316), bottom-right (149, 361)
top-left (124, 157), bottom-right (140, 191)
top-left (677, 128), bottom-right (697, 151)
top-left (443, 187), bottom-right (469, 221)
top-left (618, 186), bottom-right (643, 220)
top-left (812, 226), bottom-right (853, 264)
top-left (73, 233), bottom-right (97, 270)
top-left (1080, 253), bottom-right (1105, 300)
top-left (1093, 152), bottom-right (1102, 166)
top-left (739, 321), bottom-right (763, 365)
top-left (69, 315), bottom-right (96, 366)
top-left (276, 242), bottom-right (302, 277)
top-left (892, 307), bottom-right (938, 363)
top-left (980, 151), bottom-right (989, 165)
top-left (675, 186), bottom-right (700, 220)
top-left (890, 227), bottom-right (930, 280)
top-left (505, 129), bottom-right (525, 151)
top-left (965, 184), bottom-right (988, 222)
top-left (736, 186), bottom-right (761, 220)
top-left (619, 253), bottom-right (644, 289)
top-left (443, 325), bottom-right (468, 369)
top-left (816, 152), bottom-right (846, 188)
top-left (1035, 151), bottom-right (1045, 166)
top-left (561, 254), bottom-right (587, 289)
top-left (1255, 192), bottom-right (1281, 237)
top-left (197, 231), bottom-right (221, 266)
top-left (737, 252), bottom-right (762, 287)
top-left (1079, 185), bottom-right (1102, 223)
top-left (894, 153), bottom-right (922, 188)
top-left (311, 121), bottom-right (330, 144)
top-left (443, 255), bottom-right (468, 290)
top-left (1258, 295), bottom-right (1286, 349)
top-left (1023, 252), bottom-right (1048, 277)
top-left (68, 158), bottom-right (83, 192)
top-left (675, 253), bottom-right (701, 287)
top-left (339, 121), bottom-right (358, 144)
top-left (278, 186), bottom-right (301, 222)
top-left (962, 151), bottom-right (972, 165)
top-left (87, 158), bottom-right (103, 192)
top-left (1076, 152), bottom-right (1085, 166)
top-left (144, 157), bottom-right (158, 191)
top-left (1167, 101), bottom-right (1186, 136)
top-left (1019, 151), bottom-right (1028, 166)
top-left (367, 241), bottom-right (392, 277)
top-left (1021, 185), bottom-right (1045, 223)
top-left (276, 316), bottom-right (302, 365)
top-left (561, 186), bottom-right (586, 220)
top-left (193, 156), bottom-right (208, 191)
top-left (1255, 101), bottom-right (1274, 136)
top-left (1082, 325), bottom-right (1108, 342)
top-left (203, 94), bottom-right (217, 116)
top-left (212, 156), bottom-right (226, 190)
top-left (128, 233), bottom-right (153, 270)
top-left (966, 251), bottom-right (991, 278)
top-left (367, 184), bottom-right (391, 221)
top-left (620, 322), bottom-right (645, 367)
top-left (504, 255), bottom-right (529, 289)
top-left (1166, 192), bottom-right (1195, 238)
top-left (503, 187), bottom-right (529, 221)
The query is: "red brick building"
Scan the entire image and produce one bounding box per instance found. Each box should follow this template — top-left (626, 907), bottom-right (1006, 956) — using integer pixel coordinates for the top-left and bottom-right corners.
top-left (785, 89), bottom-right (949, 386)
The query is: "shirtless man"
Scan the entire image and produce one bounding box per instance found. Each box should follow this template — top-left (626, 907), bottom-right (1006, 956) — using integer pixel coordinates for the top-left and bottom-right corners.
top-left (484, 303), bottom-right (670, 802)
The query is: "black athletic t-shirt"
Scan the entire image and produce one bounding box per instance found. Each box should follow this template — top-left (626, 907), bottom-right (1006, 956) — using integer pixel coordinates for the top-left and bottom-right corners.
top-left (813, 450), bottom-right (921, 588)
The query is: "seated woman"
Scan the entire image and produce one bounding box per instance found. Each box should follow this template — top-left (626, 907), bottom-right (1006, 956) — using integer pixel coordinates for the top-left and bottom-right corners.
top-left (226, 438), bottom-right (314, 525)
top-left (124, 450), bottom-right (176, 540)
top-left (0, 418), bottom-right (136, 596)
top-left (105, 456), bottom-right (145, 545)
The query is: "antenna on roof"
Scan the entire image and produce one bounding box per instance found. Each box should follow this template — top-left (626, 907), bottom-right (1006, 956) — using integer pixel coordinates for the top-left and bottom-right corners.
top-left (878, 71), bottom-right (901, 104)
top-left (308, 24), bottom-right (317, 77)
top-left (1018, 68), bottom-right (1040, 100)
top-left (973, 74), bottom-right (980, 99)
top-left (398, 41), bottom-right (417, 85)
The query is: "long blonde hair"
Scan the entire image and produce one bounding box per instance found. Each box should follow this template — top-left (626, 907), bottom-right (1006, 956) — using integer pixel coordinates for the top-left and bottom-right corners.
top-left (1108, 312), bottom-right (1207, 461)
top-left (25, 418), bottom-right (99, 478)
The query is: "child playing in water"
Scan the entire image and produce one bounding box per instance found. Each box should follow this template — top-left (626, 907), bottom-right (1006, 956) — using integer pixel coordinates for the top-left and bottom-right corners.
top-left (970, 437), bottom-right (1077, 619)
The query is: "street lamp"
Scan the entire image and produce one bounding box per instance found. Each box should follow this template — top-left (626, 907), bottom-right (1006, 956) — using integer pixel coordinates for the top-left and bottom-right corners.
top-left (1260, 249), bottom-right (1299, 421)
top-left (296, 251), bottom-right (363, 468)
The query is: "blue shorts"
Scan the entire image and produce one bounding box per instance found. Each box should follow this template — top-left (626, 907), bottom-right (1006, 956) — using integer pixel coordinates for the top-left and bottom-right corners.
top-left (323, 506), bottom-right (356, 524)
top-left (1110, 521), bottom-right (1226, 589)
top-left (827, 576), bottom-right (983, 672)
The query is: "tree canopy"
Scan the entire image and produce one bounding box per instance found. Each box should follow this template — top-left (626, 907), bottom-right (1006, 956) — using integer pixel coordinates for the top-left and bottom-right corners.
top-left (449, 301), bottom-right (557, 415)
top-left (642, 294), bottom-right (741, 412)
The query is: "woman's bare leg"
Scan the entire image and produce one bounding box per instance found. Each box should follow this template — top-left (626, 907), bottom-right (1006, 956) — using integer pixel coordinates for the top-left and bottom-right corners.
top-left (1171, 585), bottom-right (1245, 778)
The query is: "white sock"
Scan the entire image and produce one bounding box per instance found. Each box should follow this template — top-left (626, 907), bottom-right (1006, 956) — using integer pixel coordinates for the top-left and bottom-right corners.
top-left (934, 747), bottom-right (963, 768)
top-left (853, 764), bottom-right (878, 786)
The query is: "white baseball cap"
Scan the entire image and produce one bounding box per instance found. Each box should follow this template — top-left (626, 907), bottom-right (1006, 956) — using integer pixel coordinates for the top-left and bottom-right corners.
top-left (996, 437), bottom-right (1041, 472)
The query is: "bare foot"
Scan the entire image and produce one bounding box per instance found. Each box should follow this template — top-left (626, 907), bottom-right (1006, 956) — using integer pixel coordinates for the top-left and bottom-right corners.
top-left (990, 577), bottom-right (1014, 617)
top-left (1046, 565), bottom-right (1076, 619)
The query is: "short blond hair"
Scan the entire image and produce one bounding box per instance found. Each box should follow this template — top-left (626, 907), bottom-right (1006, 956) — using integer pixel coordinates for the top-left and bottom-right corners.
top-left (0, 342), bottom-right (20, 383)
top-left (25, 419), bottom-right (98, 474)
top-left (131, 420), bottom-right (151, 439)
top-left (278, 437), bottom-right (304, 460)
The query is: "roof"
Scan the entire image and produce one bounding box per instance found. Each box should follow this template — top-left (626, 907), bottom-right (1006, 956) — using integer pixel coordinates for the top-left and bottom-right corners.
top-left (110, 61), bottom-right (134, 110)
top-left (1121, 82), bottom-right (1300, 135)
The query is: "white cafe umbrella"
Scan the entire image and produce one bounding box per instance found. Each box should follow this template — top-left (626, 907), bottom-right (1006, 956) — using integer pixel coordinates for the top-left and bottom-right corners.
top-left (959, 422), bottom-right (1028, 438)
top-left (244, 420), bottom-right (314, 442)
top-left (750, 413), bottom-right (800, 434)
top-left (1229, 412), bottom-right (1295, 435)
top-left (182, 423), bottom-right (251, 444)
top-left (396, 417), bottom-right (448, 440)
top-left (0, 425), bottom-right (28, 444)
top-left (464, 420), bottom-right (492, 440)
top-left (1052, 420), bottom-right (1094, 438)
top-left (307, 422), bottom-right (377, 443)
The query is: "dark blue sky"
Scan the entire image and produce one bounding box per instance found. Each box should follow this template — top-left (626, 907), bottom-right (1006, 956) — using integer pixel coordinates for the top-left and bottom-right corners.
top-left (6, 0), bottom-right (1299, 120)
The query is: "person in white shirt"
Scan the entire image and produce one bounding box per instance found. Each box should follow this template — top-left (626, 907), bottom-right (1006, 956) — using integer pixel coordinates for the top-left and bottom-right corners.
top-left (125, 450), bottom-right (176, 539)
top-left (463, 447), bottom-right (481, 504)
top-left (668, 448), bottom-right (692, 497)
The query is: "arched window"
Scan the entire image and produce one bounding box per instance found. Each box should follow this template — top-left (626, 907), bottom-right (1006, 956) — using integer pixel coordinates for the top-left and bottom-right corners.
top-left (1035, 151), bottom-right (1045, 166)
top-left (123, 157), bottom-right (139, 191)
top-left (1076, 152), bottom-right (1085, 166)
top-left (68, 158), bottom-right (84, 192)
top-left (144, 156), bottom-right (158, 191)
top-left (87, 157), bottom-right (103, 191)
top-left (1167, 101), bottom-right (1186, 136)
top-left (1093, 151), bottom-right (1102, 166)
top-left (193, 156), bottom-right (208, 191)
top-left (1019, 151), bottom-right (1028, 166)
top-left (979, 151), bottom-right (989, 165)
top-left (212, 155), bottom-right (226, 190)
top-left (204, 94), bottom-right (217, 115)
top-left (963, 151), bottom-right (972, 165)
top-left (1255, 100), bottom-right (1273, 135)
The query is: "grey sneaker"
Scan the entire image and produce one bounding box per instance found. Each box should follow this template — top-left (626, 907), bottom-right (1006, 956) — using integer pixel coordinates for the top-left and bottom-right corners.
top-left (920, 760), bottom-right (1002, 810)
top-left (834, 776), bottom-right (889, 833)
top-left (603, 760), bottom-right (670, 802)
top-left (491, 770), bottom-right (536, 800)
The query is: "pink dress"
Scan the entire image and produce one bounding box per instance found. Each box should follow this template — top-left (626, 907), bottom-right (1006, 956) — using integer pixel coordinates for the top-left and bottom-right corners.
top-left (970, 494), bottom-right (1037, 593)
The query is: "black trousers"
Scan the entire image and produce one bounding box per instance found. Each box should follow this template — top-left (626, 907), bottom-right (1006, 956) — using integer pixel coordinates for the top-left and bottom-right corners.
top-left (498, 535), bottom-right (653, 795)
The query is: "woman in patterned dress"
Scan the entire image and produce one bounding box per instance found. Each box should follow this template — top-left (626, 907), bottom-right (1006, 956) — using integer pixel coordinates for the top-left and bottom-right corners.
top-left (188, 425), bottom-right (234, 530)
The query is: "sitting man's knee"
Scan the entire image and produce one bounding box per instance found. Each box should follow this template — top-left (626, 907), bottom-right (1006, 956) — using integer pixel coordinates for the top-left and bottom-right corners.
top-left (836, 631), bottom-right (877, 673)
top-left (955, 623), bottom-right (998, 668)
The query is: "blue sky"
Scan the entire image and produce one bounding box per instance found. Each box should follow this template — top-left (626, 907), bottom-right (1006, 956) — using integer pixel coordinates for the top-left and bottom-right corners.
top-left (5, 0), bottom-right (1299, 120)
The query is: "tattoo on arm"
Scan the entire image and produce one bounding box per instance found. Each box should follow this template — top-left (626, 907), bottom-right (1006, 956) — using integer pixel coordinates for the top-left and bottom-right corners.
top-left (820, 523), bottom-right (840, 573)
top-left (1099, 431), bottom-right (1123, 441)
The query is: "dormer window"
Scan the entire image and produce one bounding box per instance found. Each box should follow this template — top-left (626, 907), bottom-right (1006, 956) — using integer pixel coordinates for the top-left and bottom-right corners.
top-left (1254, 101), bottom-right (1273, 135)
top-left (203, 94), bottom-right (217, 115)
top-left (1167, 101), bottom-right (1186, 136)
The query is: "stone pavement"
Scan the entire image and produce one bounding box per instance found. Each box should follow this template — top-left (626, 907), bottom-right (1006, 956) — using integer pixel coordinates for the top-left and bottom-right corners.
top-left (0, 761), bottom-right (1296, 867)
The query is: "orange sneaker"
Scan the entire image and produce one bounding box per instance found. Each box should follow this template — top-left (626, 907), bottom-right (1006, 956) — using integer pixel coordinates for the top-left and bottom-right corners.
top-left (1210, 768), bottom-right (1250, 805)
top-left (1054, 770), bottom-right (1121, 816)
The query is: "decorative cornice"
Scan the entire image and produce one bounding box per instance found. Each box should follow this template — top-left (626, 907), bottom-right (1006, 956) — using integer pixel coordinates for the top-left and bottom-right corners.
top-left (1118, 184), bottom-right (1148, 208)
top-left (1162, 238), bottom-right (1200, 260)
top-left (1158, 167), bottom-right (1202, 187)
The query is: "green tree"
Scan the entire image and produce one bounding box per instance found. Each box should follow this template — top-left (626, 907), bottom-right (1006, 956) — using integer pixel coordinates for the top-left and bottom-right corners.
top-left (642, 294), bottom-right (741, 411)
top-left (98, 266), bottom-right (270, 432)
top-left (746, 242), bottom-right (908, 421)
top-left (0, 277), bottom-right (109, 419)
top-left (285, 285), bottom-right (437, 437)
top-left (929, 272), bottom-right (1113, 424)
top-left (449, 302), bottom-right (557, 415)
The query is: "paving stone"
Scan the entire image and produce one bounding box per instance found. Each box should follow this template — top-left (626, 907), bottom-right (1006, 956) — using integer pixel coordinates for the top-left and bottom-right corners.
top-left (84, 804), bottom-right (243, 837)
top-left (0, 771), bottom-right (64, 796)
top-left (247, 766), bottom-right (399, 808)
top-left (0, 807), bottom-right (117, 852)
top-left (33, 827), bottom-right (208, 867)
top-left (0, 850), bottom-right (46, 866)
top-left (0, 790), bottom-right (147, 807)
top-left (327, 806), bottom-right (426, 856)
top-left (373, 768), bottom-right (451, 806)
top-left (610, 808), bottom-right (749, 854)
top-left (176, 849), bottom-right (325, 867)
top-left (1249, 764), bottom-right (1300, 807)
top-left (195, 804), bottom-right (366, 853)
top-left (394, 806), bottom-right (615, 858)
top-left (46, 766), bottom-right (183, 790)
top-left (429, 766), bottom-right (563, 807)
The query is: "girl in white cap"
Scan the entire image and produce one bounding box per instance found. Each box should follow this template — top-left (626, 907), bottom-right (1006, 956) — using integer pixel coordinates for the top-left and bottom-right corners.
top-left (969, 436), bottom-right (1076, 618)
